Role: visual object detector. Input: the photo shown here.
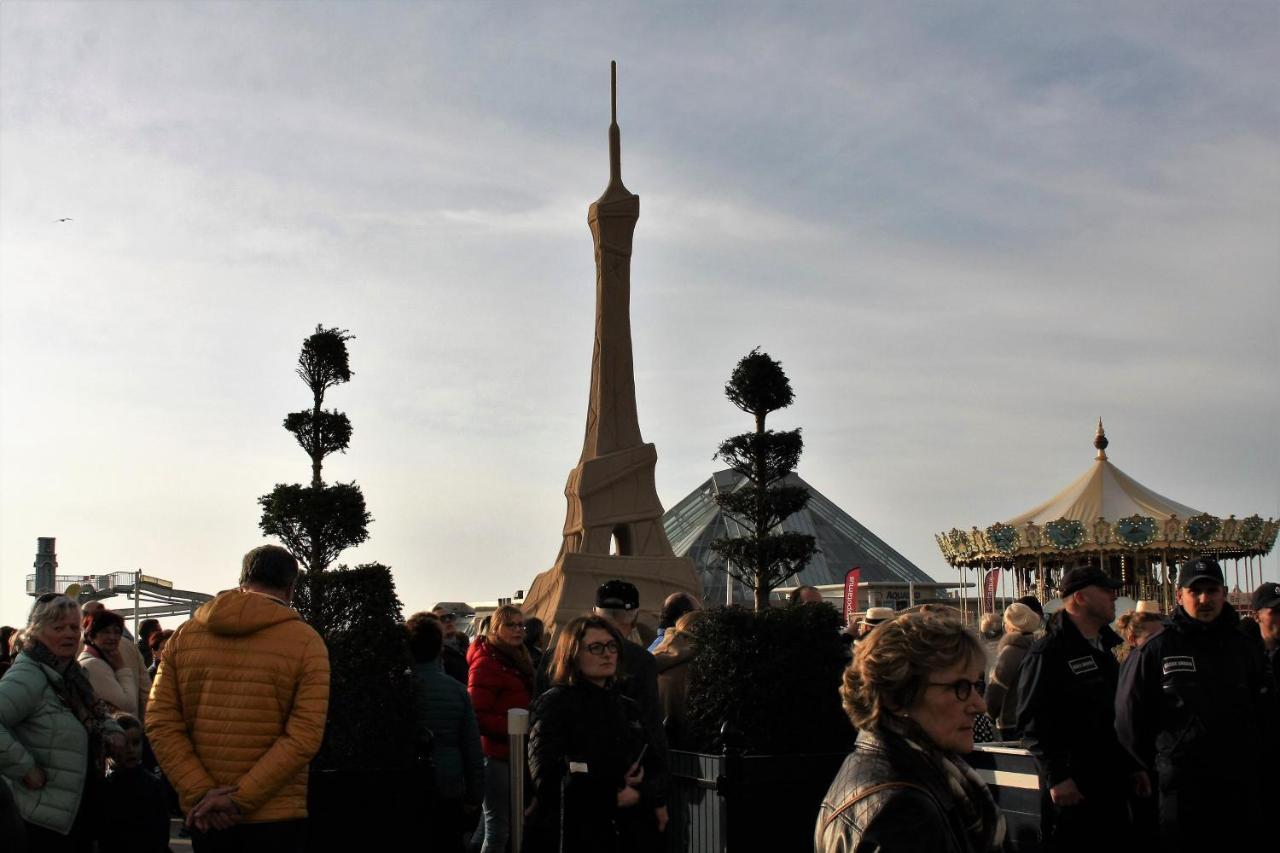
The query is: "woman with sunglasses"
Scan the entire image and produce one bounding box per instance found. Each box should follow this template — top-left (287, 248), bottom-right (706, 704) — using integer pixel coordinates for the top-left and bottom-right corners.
top-left (816, 608), bottom-right (1006, 853)
top-left (525, 615), bottom-right (662, 853)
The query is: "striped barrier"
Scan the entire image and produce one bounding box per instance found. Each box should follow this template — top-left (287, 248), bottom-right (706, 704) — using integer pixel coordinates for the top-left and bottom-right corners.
top-left (969, 743), bottom-right (1042, 852)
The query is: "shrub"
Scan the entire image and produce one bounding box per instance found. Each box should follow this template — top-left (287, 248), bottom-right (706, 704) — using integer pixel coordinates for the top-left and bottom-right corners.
top-left (684, 603), bottom-right (853, 755)
top-left (295, 562), bottom-right (416, 772)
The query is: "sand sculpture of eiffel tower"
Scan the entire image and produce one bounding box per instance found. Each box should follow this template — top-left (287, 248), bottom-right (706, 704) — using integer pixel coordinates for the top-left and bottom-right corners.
top-left (523, 64), bottom-right (702, 632)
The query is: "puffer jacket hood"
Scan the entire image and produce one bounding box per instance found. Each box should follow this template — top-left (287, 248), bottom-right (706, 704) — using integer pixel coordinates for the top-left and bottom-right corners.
top-left (195, 589), bottom-right (300, 636)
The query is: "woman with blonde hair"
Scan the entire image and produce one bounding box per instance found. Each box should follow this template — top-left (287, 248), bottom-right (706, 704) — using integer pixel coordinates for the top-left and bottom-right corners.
top-left (1113, 610), bottom-right (1163, 664)
top-left (653, 609), bottom-right (706, 749)
top-left (466, 604), bottom-right (534, 853)
top-left (816, 609), bottom-right (1006, 853)
top-left (0, 595), bottom-right (124, 851)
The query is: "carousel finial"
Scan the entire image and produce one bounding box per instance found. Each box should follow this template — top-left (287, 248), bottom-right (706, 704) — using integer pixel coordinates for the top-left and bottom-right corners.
top-left (1094, 417), bottom-right (1108, 460)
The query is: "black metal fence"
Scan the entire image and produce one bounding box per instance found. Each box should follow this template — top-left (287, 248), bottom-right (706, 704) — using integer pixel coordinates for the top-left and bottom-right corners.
top-left (666, 743), bottom-right (1043, 853)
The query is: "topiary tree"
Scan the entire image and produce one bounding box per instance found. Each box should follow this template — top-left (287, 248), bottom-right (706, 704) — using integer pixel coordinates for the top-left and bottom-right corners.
top-left (258, 325), bottom-right (372, 624)
top-left (710, 348), bottom-right (818, 610)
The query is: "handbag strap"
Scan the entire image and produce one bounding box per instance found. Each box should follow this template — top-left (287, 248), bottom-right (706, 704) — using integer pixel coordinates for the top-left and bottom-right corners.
top-left (821, 781), bottom-right (933, 834)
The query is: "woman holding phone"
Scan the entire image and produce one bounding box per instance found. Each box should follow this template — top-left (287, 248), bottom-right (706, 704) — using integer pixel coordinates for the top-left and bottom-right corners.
top-left (526, 615), bottom-right (664, 853)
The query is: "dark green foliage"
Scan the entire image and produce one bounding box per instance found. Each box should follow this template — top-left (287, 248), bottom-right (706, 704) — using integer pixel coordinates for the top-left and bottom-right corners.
top-left (257, 324), bottom-right (370, 574)
top-left (284, 410), bottom-right (352, 459)
top-left (711, 349), bottom-right (816, 609)
top-left (724, 347), bottom-right (794, 423)
top-left (297, 326), bottom-right (354, 401)
top-left (684, 604), bottom-right (853, 755)
top-left (258, 482), bottom-right (371, 574)
top-left (294, 563), bottom-right (417, 772)
top-left (710, 532), bottom-right (819, 591)
top-left (715, 484), bottom-right (810, 531)
top-left (714, 431), bottom-right (804, 485)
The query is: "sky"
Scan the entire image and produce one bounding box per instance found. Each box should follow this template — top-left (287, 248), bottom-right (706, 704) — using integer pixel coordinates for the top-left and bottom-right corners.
top-left (2, 1), bottom-right (1277, 629)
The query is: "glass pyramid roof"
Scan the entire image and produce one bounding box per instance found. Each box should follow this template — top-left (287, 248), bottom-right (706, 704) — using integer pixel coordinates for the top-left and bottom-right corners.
top-left (662, 469), bottom-right (935, 606)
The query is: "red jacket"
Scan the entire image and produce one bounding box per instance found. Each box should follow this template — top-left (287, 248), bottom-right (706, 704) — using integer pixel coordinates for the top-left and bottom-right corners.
top-left (467, 637), bottom-right (533, 760)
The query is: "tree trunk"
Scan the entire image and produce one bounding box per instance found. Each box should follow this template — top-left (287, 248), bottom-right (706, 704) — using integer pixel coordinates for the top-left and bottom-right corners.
top-left (753, 410), bottom-right (768, 611)
top-left (310, 388), bottom-right (324, 488)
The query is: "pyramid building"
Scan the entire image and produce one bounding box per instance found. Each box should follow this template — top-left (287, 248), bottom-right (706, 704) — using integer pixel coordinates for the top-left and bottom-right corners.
top-left (662, 469), bottom-right (935, 605)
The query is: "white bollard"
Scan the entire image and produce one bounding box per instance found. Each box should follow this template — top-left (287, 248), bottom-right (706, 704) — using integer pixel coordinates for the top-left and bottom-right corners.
top-left (508, 708), bottom-right (530, 853)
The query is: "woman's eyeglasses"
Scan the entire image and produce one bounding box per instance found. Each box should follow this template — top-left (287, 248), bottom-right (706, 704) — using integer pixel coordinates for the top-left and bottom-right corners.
top-left (584, 641), bottom-right (621, 656)
top-left (925, 678), bottom-right (986, 701)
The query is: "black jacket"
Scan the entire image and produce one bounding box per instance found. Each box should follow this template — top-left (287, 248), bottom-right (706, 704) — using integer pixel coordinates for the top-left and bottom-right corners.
top-left (526, 680), bottom-right (666, 853)
top-left (1115, 603), bottom-right (1275, 797)
top-left (616, 638), bottom-right (669, 773)
top-left (815, 729), bottom-right (985, 853)
top-left (1015, 609), bottom-right (1132, 791)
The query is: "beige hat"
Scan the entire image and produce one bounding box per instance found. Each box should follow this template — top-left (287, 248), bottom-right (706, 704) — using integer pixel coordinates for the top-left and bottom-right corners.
top-left (860, 606), bottom-right (896, 625)
top-left (1134, 600), bottom-right (1162, 615)
top-left (1003, 602), bottom-right (1041, 635)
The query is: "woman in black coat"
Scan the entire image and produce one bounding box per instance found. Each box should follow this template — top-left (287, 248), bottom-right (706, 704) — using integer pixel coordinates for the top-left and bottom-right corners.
top-left (525, 615), bottom-right (664, 853)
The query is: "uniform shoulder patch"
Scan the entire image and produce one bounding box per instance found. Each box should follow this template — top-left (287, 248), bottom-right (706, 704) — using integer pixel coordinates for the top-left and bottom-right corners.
top-left (1161, 656), bottom-right (1196, 675)
top-left (1067, 656), bottom-right (1098, 675)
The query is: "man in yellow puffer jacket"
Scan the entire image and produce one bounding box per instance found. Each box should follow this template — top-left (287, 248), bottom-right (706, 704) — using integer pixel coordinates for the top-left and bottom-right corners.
top-left (147, 545), bottom-right (329, 851)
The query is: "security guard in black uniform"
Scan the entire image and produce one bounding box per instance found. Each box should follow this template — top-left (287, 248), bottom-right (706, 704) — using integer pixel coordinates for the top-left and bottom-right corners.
top-left (1016, 565), bottom-right (1139, 853)
top-left (1116, 556), bottom-right (1276, 852)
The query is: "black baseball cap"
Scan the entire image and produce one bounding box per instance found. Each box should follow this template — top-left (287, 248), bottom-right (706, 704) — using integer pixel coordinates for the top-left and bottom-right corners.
top-left (596, 580), bottom-right (639, 611)
top-left (1176, 557), bottom-right (1224, 589)
top-left (1060, 566), bottom-right (1123, 597)
top-left (1252, 581), bottom-right (1280, 611)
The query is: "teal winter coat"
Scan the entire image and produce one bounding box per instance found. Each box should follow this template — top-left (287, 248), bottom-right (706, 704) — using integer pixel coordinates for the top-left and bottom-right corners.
top-left (411, 660), bottom-right (484, 805)
top-left (0, 652), bottom-right (118, 834)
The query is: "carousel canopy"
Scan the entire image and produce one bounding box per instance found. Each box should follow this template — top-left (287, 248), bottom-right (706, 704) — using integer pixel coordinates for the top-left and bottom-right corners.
top-left (1006, 434), bottom-right (1200, 527)
top-left (936, 420), bottom-right (1277, 569)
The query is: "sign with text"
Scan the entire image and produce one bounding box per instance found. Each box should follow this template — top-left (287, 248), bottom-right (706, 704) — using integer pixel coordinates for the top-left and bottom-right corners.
top-left (844, 567), bottom-right (861, 625)
top-left (983, 568), bottom-right (1000, 614)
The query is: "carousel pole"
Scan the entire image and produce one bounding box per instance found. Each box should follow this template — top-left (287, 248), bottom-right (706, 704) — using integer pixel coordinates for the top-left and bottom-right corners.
top-left (1036, 554), bottom-right (1045, 603)
top-left (999, 562), bottom-right (1007, 613)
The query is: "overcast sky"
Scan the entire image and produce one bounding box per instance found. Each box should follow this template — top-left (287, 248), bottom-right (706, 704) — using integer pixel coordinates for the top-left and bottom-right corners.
top-left (2, 2), bottom-right (1277, 629)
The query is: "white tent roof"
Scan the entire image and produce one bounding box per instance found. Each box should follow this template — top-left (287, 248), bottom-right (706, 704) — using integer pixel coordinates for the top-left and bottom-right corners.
top-left (1007, 421), bottom-right (1201, 526)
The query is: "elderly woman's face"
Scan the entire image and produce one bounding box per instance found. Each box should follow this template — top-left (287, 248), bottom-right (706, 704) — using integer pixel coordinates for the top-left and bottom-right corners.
top-left (908, 656), bottom-right (987, 754)
top-left (35, 608), bottom-right (83, 660)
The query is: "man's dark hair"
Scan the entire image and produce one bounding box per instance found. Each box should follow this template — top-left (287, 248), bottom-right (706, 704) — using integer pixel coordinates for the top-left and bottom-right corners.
top-left (240, 544), bottom-right (300, 590)
top-left (788, 585), bottom-right (820, 606)
top-left (405, 612), bottom-right (444, 663)
top-left (138, 618), bottom-right (161, 639)
top-left (659, 593), bottom-right (699, 628)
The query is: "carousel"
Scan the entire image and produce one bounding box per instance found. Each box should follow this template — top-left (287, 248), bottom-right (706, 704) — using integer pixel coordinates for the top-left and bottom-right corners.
top-left (936, 420), bottom-right (1278, 619)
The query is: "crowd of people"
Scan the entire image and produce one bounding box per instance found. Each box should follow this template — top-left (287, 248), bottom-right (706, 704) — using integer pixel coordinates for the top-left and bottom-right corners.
top-left (823, 558), bottom-right (1277, 853)
top-left (1, 546), bottom-right (1276, 853)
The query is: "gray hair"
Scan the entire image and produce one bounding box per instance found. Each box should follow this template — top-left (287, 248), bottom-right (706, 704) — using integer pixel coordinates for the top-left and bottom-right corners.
top-left (594, 606), bottom-right (638, 627)
top-left (25, 594), bottom-right (81, 649)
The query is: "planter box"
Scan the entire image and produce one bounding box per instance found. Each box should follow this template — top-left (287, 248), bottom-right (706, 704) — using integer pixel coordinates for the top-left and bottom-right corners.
top-left (668, 744), bottom-right (1042, 853)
